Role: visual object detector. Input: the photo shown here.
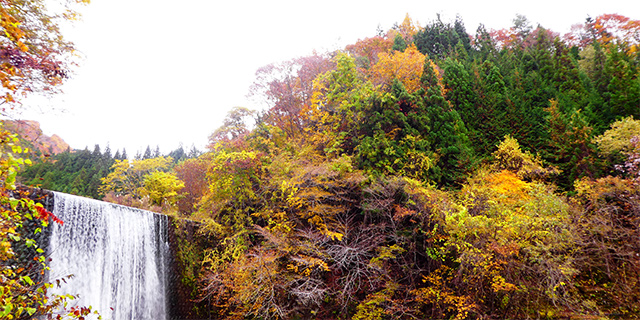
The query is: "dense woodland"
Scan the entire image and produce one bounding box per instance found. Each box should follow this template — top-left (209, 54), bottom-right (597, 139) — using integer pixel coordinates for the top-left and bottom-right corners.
top-left (18, 144), bottom-right (200, 199)
top-left (3, 8), bottom-right (640, 320)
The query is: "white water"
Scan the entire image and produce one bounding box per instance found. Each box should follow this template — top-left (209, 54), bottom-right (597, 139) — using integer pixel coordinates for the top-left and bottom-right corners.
top-left (48, 192), bottom-right (169, 320)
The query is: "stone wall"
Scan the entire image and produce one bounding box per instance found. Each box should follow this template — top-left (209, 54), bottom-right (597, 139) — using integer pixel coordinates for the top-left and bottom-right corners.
top-left (13, 186), bottom-right (207, 320)
top-left (166, 216), bottom-right (210, 319)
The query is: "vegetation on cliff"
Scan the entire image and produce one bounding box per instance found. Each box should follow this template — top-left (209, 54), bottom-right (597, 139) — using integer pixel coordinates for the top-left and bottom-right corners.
top-left (6, 11), bottom-right (640, 320)
top-left (176, 14), bottom-right (640, 319)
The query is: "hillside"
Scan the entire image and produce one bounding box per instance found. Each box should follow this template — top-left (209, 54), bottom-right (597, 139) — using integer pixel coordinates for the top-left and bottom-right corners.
top-left (175, 14), bottom-right (640, 319)
top-left (8, 12), bottom-right (640, 320)
top-left (3, 120), bottom-right (70, 155)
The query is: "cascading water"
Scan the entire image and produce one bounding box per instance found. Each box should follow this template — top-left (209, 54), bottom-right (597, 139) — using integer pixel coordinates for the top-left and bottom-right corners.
top-left (48, 192), bottom-right (169, 320)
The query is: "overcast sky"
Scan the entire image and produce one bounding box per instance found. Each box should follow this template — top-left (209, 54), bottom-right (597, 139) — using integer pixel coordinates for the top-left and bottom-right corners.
top-left (13, 0), bottom-right (640, 156)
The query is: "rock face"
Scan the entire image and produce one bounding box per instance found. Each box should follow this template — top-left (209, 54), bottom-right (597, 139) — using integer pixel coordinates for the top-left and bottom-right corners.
top-left (3, 120), bottom-right (70, 155)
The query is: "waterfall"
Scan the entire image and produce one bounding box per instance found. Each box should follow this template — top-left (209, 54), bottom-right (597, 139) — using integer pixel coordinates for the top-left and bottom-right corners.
top-left (48, 192), bottom-right (169, 320)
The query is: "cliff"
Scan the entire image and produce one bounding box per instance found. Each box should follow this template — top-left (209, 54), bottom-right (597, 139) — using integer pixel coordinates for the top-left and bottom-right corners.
top-left (2, 120), bottom-right (70, 155)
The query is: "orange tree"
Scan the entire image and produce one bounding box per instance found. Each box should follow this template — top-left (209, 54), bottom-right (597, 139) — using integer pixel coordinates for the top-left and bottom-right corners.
top-left (0, 0), bottom-right (88, 109)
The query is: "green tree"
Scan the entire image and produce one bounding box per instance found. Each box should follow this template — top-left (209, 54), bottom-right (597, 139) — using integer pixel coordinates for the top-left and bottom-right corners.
top-left (420, 57), bottom-right (474, 187)
top-left (307, 52), bottom-right (373, 156)
top-left (414, 15), bottom-right (463, 59)
top-left (544, 100), bottom-right (599, 188)
top-left (356, 80), bottom-right (433, 180)
top-left (443, 58), bottom-right (480, 149)
top-left (605, 43), bottom-right (640, 119)
top-left (19, 146), bottom-right (115, 199)
top-left (392, 33), bottom-right (407, 52)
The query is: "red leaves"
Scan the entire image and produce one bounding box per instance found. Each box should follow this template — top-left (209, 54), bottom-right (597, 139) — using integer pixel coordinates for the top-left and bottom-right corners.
top-left (35, 205), bottom-right (63, 225)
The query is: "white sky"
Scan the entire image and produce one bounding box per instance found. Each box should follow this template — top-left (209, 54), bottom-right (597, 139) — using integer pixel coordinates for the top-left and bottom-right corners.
top-left (14, 0), bottom-right (640, 156)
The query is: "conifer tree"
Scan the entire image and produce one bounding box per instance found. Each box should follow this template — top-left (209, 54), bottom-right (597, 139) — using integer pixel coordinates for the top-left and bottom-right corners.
top-left (103, 145), bottom-right (112, 159)
top-left (443, 58), bottom-right (479, 149)
top-left (453, 16), bottom-right (472, 54)
top-left (544, 99), bottom-right (599, 188)
top-left (474, 24), bottom-right (497, 61)
top-left (142, 146), bottom-right (152, 159)
top-left (476, 60), bottom-right (511, 153)
top-left (420, 58), bottom-right (474, 186)
top-left (606, 43), bottom-right (640, 119)
top-left (392, 33), bottom-right (407, 52)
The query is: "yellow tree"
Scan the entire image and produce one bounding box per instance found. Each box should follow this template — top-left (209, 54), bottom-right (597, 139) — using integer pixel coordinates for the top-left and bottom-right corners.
top-left (593, 116), bottom-right (640, 155)
top-left (100, 156), bottom-right (174, 203)
top-left (442, 136), bottom-right (575, 317)
top-left (368, 43), bottom-right (425, 93)
top-left (388, 13), bottom-right (420, 45)
top-left (142, 171), bottom-right (184, 206)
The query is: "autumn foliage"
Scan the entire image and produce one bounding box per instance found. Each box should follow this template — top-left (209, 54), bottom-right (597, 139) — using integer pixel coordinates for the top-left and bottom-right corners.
top-left (8, 11), bottom-right (640, 320)
top-left (164, 12), bottom-right (640, 320)
top-left (0, 0), bottom-right (88, 108)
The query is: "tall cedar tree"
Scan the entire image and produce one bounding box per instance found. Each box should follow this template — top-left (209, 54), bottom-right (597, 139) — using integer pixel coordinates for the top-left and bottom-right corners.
top-left (419, 57), bottom-right (473, 187)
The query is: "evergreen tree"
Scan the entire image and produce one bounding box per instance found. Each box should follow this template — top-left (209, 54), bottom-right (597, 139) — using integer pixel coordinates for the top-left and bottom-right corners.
top-left (92, 144), bottom-right (101, 157)
top-left (414, 15), bottom-right (462, 59)
top-left (142, 146), bottom-right (152, 159)
top-left (476, 60), bottom-right (511, 152)
top-left (392, 33), bottom-right (407, 52)
top-left (606, 43), bottom-right (640, 119)
top-left (453, 15), bottom-right (472, 54)
top-left (356, 80), bottom-right (432, 180)
top-left (544, 100), bottom-right (599, 189)
top-left (551, 37), bottom-right (588, 112)
top-left (187, 145), bottom-right (201, 158)
top-left (443, 57), bottom-right (479, 146)
top-left (420, 57), bottom-right (474, 187)
top-left (19, 146), bottom-right (115, 199)
top-left (103, 144), bottom-right (112, 159)
top-left (168, 145), bottom-right (187, 163)
top-left (474, 24), bottom-right (497, 61)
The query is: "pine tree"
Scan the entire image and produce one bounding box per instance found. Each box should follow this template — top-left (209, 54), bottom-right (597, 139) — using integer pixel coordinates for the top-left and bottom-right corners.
top-left (103, 144), bottom-right (112, 159)
top-left (606, 43), bottom-right (640, 119)
top-left (454, 15), bottom-right (472, 54)
top-left (420, 58), bottom-right (474, 187)
top-left (474, 24), bottom-right (497, 61)
top-left (443, 57), bottom-right (479, 149)
top-left (92, 144), bottom-right (101, 157)
top-left (544, 99), bottom-right (599, 188)
top-left (392, 33), bottom-right (407, 52)
top-left (143, 146), bottom-right (152, 159)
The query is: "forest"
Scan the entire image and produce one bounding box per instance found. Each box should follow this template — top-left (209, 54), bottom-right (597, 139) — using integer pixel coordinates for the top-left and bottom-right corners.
top-left (2, 2), bottom-right (640, 319)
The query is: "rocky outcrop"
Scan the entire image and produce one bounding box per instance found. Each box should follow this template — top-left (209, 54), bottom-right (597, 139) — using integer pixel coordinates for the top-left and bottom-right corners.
top-left (3, 120), bottom-right (70, 155)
